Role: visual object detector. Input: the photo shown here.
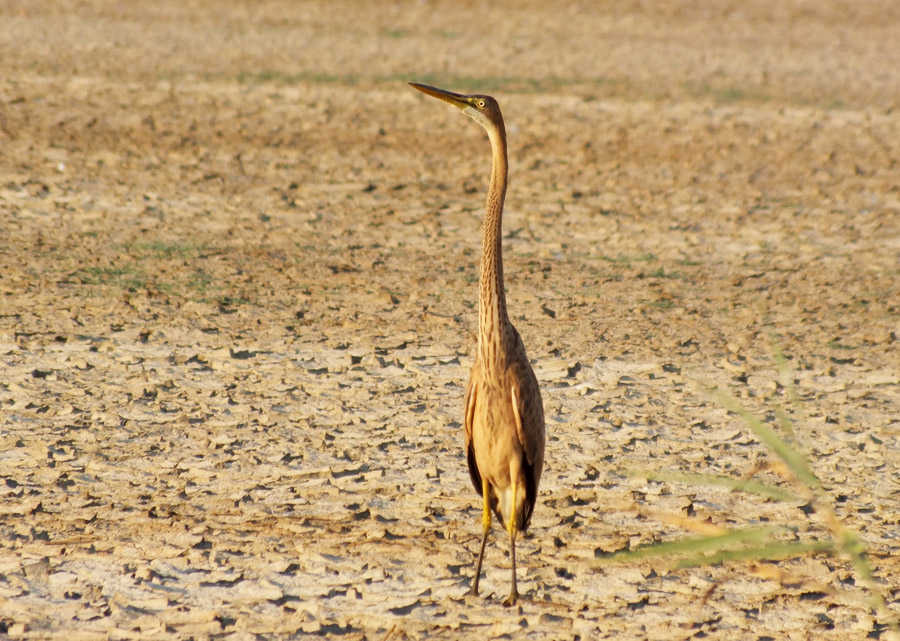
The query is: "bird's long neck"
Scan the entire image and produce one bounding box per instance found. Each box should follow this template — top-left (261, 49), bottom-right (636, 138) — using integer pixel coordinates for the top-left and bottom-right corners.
top-left (477, 119), bottom-right (511, 366)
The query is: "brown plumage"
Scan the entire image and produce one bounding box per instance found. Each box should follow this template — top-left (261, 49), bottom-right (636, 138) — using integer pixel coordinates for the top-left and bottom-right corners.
top-left (410, 82), bottom-right (545, 606)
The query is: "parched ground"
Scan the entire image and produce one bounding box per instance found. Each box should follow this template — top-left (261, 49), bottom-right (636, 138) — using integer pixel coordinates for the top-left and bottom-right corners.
top-left (1, 1), bottom-right (899, 639)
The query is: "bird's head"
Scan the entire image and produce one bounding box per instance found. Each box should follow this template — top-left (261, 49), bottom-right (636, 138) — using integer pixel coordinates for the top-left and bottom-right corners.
top-left (409, 82), bottom-right (503, 131)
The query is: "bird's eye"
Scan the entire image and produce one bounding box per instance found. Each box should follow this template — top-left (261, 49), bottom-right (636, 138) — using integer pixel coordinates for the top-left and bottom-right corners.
top-left (477, 99), bottom-right (486, 108)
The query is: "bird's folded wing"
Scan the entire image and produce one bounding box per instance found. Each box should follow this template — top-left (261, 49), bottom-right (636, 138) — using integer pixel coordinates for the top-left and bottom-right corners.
top-left (463, 378), bottom-right (484, 496)
top-left (464, 378), bottom-right (477, 452)
top-left (510, 377), bottom-right (544, 468)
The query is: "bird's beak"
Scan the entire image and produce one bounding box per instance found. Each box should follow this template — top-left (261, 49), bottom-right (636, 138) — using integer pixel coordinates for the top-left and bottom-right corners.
top-left (409, 82), bottom-right (470, 109)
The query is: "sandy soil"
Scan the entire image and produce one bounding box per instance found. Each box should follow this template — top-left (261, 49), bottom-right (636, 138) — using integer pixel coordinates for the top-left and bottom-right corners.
top-left (1, 1), bottom-right (899, 639)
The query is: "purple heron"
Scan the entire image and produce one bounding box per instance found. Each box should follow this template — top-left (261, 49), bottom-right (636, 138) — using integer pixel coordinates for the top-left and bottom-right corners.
top-left (410, 82), bottom-right (546, 606)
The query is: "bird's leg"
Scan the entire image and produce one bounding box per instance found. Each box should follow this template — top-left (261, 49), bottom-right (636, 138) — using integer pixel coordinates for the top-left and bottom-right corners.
top-left (502, 480), bottom-right (519, 607)
top-left (469, 477), bottom-right (491, 597)
top-left (470, 521), bottom-right (490, 597)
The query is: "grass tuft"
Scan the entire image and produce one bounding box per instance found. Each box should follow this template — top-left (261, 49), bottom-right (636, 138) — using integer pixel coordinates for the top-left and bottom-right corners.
top-left (604, 336), bottom-right (898, 635)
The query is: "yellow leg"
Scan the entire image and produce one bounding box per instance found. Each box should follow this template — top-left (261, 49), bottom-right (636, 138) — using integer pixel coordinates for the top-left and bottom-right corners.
top-left (469, 477), bottom-right (491, 597)
top-left (502, 479), bottom-right (519, 607)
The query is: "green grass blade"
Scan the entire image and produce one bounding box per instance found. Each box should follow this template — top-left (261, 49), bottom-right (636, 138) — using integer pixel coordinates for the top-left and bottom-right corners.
top-left (770, 333), bottom-right (800, 440)
top-left (674, 540), bottom-right (835, 568)
top-left (773, 405), bottom-right (796, 442)
top-left (642, 471), bottom-right (804, 503)
top-left (771, 333), bottom-right (801, 405)
top-left (709, 387), bottom-right (821, 490)
top-left (597, 526), bottom-right (784, 564)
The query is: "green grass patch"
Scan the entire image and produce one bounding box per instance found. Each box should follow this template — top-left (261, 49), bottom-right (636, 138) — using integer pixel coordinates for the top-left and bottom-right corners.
top-left (75, 265), bottom-right (147, 290)
top-left (118, 240), bottom-right (210, 260)
top-left (648, 267), bottom-right (682, 279)
top-left (186, 270), bottom-right (221, 299)
top-left (236, 70), bottom-right (344, 85)
top-left (197, 69), bottom-right (617, 95)
top-left (687, 81), bottom-right (771, 104)
top-left (404, 72), bottom-right (613, 95)
top-left (161, 67), bottom-right (826, 107)
top-left (67, 239), bottom-right (240, 302)
top-left (598, 252), bottom-right (657, 265)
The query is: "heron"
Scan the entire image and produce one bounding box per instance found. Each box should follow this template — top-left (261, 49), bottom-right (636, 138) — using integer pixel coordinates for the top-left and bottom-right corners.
top-left (410, 82), bottom-right (546, 606)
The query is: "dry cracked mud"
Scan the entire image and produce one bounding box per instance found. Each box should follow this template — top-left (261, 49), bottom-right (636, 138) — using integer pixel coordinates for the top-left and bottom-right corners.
top-left (1, 1), bottom-right (899, 639)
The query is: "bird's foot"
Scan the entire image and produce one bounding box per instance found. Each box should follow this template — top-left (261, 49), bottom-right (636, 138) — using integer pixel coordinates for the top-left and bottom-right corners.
top-left (502, 589), bottom-right (518, 607)
top-left (467, 582), bottom-right (480, 598)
